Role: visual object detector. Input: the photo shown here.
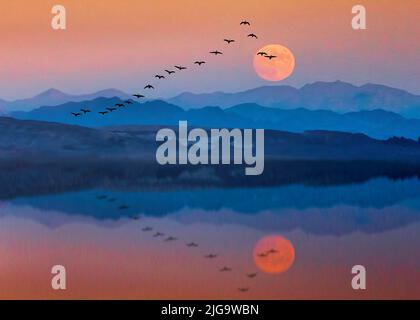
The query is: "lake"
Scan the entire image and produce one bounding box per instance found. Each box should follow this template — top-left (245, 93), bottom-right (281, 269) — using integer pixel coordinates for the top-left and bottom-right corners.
top-left (1, 172), bottom-right (419, 299)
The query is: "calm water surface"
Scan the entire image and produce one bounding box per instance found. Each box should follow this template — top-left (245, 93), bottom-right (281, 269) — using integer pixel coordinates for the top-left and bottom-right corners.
top-left (1, 177), bottom-right (419, 299)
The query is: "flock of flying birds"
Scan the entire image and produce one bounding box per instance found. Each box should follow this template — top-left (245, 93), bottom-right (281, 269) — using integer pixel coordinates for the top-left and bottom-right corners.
top-left (71, 20), bottom-right (277, 118)
top-left (76, 19), bottom-right (279, 294)
top-left (95, 192), bottom-right (280, 293)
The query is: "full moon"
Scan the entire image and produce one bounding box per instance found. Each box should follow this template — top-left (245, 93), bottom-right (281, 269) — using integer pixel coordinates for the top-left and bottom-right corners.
top-left (253, 235), bottom-right (295, 274)
top-left (253, 44), bottom-right (295, 81)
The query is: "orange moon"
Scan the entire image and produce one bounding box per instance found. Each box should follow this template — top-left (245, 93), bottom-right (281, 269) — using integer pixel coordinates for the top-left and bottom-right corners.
top-left (253, 235), bottom-right (295, 274)
top-left (253, 44), bottom-right (295, 81)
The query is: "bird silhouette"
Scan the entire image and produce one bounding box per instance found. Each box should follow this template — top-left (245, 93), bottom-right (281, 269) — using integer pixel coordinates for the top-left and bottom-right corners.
top-left (267, 248), bottom-right (278, 254)
top-left (165, 69), bottom-right (175, 75)
top-left (133, 94), bottom-right (145, 98)
top-left (144, 84), bottom-right (154, 89)
top-left (164, 236), bottom-right (177, 242)
top-left (118, 205), bottom-right (130, 210)
top-left (265, 55), bottom-right (276, 60)
top-left (210, 50), bottom-right (223, 55)
top-left (155, 75), bottom-right (165, 79)
top-left (246, 273), bottom-right (257, 278)
top-left (224, 39), bottom-right (235, 44)
top-left (175, 65), bottom-right (187, 70)
top-left (106, 107), bottom-right (117, 112)
top-left (153, 232), bottom-right (164, 237)
top-left (98, 111), bottom-right (108, 115)
top-left (238, 287), bottom-right (250, 292)
top-left (204, 254), bottom-right (218, 259)
top-left (142, 226), bottom-right (153, 232)
top-left (219, 266), bottom-right (232, 272)
top-left (71, 112), bottom-right (81, 117)
top-left (194, 61), bottom-right (206, 66)
top-left (80, 108), bottom-right (91, 114)
top-left (124, 100), bottom-right (133, 104)
top-left (115, 103), bottom-right (124, 107)
top-left (257, 51), bottom-right (267, 56)
top-left (257, 252), bottom-right (268, 258)
top-left (240, 21), bottom-right (251, 26)
top-left (186, 242), bottom-right (198, 247)
top-left (247, 33), bottom-right (258, 39)
top-left (130, 215), bottom-right (140, 220)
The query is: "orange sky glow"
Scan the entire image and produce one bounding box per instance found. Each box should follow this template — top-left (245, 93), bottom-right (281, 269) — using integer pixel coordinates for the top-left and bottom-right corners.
top-left (0, 0), bottom-right (419, 99)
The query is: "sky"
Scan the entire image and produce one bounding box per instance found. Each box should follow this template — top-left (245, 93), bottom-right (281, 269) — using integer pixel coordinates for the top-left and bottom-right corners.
top-left (0, 0), bottom-right (419, 100)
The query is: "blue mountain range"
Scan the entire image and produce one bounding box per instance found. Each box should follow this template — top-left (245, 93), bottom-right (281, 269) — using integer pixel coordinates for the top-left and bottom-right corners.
top-left (11, 98), bottom-right (420, 140)
top-left (168, 81), bottom-right (420, 117)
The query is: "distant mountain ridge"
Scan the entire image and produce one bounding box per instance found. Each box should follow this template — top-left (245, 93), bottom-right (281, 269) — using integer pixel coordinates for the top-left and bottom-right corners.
top-left (2, 81), bottom-right (420, 117)
top-left (0, 88), bottom-right (130, 112)
top-left (167, 81), bottom-right (420, 118)
top-left (11, 98), bottom-right (420, 139)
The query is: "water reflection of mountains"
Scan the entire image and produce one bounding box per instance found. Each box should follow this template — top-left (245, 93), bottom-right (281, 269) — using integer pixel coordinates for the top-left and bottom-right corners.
top-left (2, 159), bottom-right (420, 199)
top-left (6, 172), bottom-right (420, 236)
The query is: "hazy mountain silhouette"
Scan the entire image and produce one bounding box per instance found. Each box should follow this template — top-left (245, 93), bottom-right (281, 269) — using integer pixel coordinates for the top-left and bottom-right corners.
top-left (0, 88), bottom-right (130, 112)
top-left (167, 81), bottom-right (420, 117)
top-left (11, 98), bottom-right (420, 139)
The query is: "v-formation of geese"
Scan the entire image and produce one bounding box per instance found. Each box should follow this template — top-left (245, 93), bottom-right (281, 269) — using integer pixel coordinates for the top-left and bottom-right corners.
top-left (84, 19), bottom-right (271, 295)
top-left (95, 190), bottom-right (265, 293)
top-left (70, 20), bottom-right (273, 118)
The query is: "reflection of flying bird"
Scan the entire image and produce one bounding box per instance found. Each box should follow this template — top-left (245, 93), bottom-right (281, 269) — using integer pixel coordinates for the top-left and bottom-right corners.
top-left (80, 108), bottom-right (91, 114)
top-left (133, 94), bottom-right (145, 98)
top-left (220, 266), bottom-right (232, 272)
top-left (224, 39), bottom-right (235, 44)
top-left (165, 69), bottom-right (175, 75)
top-left (265, 55), bottom-right (276, 60)
top-left (153, 232), bottom-right (164, 237)
top-left (118, 205), bottom-right (130, 210)
top-left (267, 248), bottom-right (278, 254)
top-left (155, 75), bottom-right (165, 79)
top-left (175, 65), bottom-right (187, 70)
top-left (98, 111), bottom-right (108, 115)
top-left (247, 33), bottom-right (258, 39)
top-left (115, 103), bottom-right (124, 107)
top-left (142, 227), bottom-right (153, 232)
top-left (204, 254), bottom-right (218, 259)
top-left (144, 84), bottom-right (154, 89)
top-left (106, 107), bottom-right (116, 112)
top-left (247, 273), bottom-right (257, 278)
top-left (257, 51), bottom-right (267, 56)
top-left (238, 287), bottom-right (250, 292)
top-left (130, 215), bottom-right (140, 220)
top-left (71, 112), bottom-right (81, 117)
top-left (257, 252), bottom-right (268, 258)
top-left (165, 236), bottom-right (177, 242)
top-left (210, 50), bottom-right (223, 55)
top-left (240, 21), bottom-right (251, 26)
top-left (186, 242), bottom-right (198, 247)
top-left (194, 61), bottom-right (205, 66)
top-left (124, 100), bottom-right (133, 104)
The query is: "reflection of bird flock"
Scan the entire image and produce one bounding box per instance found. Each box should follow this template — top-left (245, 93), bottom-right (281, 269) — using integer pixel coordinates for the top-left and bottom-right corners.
top-left (95, 191), bottom-right (280, 294)
top-left (71, 20), bottom-right (276, 118)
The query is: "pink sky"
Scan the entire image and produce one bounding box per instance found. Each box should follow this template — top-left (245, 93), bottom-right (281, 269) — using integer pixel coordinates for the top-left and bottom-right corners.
top-left (0, 0), bottom-right (419, 100)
